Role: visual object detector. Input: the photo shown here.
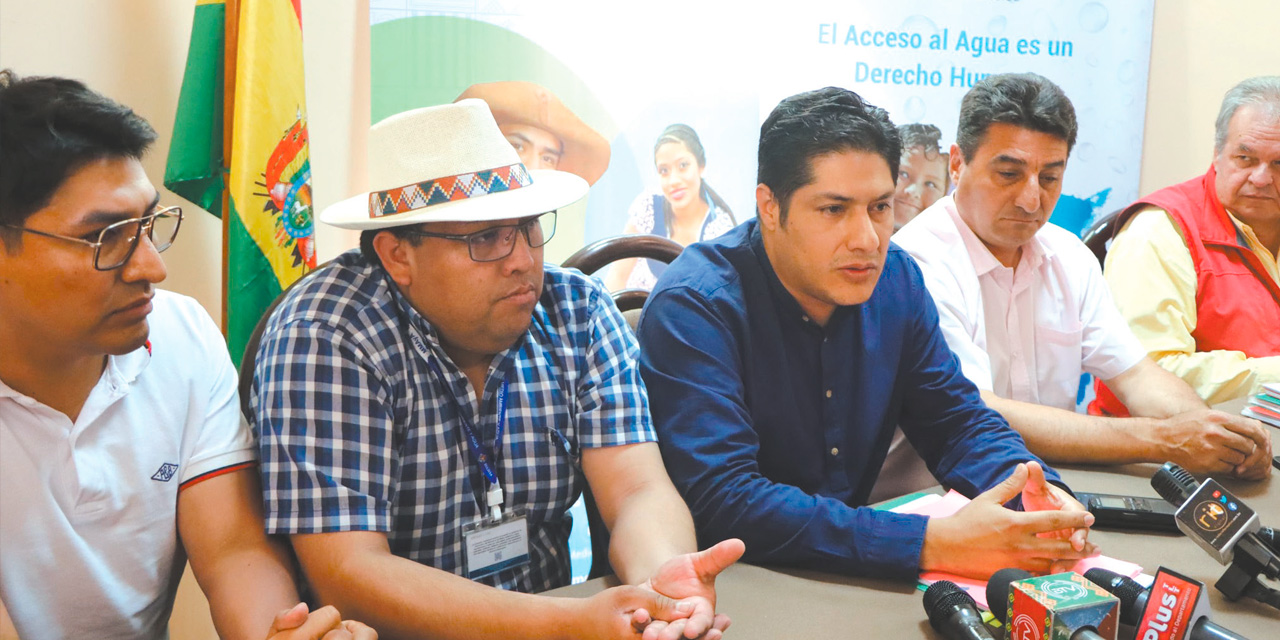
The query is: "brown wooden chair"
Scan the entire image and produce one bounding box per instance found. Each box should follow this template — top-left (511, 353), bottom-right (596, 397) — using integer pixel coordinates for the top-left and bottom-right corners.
top-left (561, 233), bottom-right (684, 580)
top-left (1081, 209), bottom-right (1126, 268)
top-left (237, 263), bottom-right (328, 421)
top-left (563, 233), bottom-right (684, 331)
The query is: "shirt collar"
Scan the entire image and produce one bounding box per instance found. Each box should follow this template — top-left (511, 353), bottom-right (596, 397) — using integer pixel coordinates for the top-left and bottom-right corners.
top-left (106, 342), bottom-right (150, 389)
top-left (0, 376), bottom-right (21, 400)
top-left (942, 195), bottom-right (1050, 274)
top-left (0, 343), bottom-right (149, 403)
top-left (1225, 209), bottom-right (1262, 249)
top-left (748, 220), bottom-right (853, 329)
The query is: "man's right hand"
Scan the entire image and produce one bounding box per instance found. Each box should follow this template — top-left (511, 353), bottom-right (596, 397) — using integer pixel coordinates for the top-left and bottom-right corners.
top-left (1155, 409), bottom-right (1272, 479)
top-left (919, 462), bottom-right (1098, 579)
top-left (568, 585), bottom-right (723, 640)
top-left (267, 603), bottom-right (377, 640)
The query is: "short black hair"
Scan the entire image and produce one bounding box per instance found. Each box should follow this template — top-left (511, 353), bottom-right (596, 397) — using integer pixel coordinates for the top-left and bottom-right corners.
top-left (757, 87), bottom-right (900, 221)
top-left (359, 227), bottom-right (422, 265)
top-left (0, 69), bottom-right (157, 249)
top-left (955, 73), bottom-right (1077, 162)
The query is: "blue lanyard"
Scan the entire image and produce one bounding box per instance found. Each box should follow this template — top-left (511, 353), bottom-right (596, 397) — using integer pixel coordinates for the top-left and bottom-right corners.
top-left (425, 358), bottom-right (509, 488)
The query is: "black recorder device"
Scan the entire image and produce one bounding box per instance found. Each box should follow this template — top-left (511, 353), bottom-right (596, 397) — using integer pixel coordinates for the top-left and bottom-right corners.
top-left (1077, 491), bottom-right (1180, 533)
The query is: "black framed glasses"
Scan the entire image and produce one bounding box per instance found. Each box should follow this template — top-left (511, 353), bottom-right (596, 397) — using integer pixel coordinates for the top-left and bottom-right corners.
top-left (1, 205), bottom-right (184, 271)
top-left (401, 210), bottom-right (557, 263)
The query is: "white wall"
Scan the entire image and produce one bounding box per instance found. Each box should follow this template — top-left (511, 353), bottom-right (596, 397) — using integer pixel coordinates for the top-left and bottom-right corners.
top-left (0, 0), bottom-right (366, 329)
top-left (1139, 1), bottom-right (1280, 195)
top-left (1, 0), bottom-right (1277, 637)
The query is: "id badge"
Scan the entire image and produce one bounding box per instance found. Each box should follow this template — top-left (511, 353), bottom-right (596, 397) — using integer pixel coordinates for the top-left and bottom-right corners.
top-left (461, 508), bottom-right (530, 580)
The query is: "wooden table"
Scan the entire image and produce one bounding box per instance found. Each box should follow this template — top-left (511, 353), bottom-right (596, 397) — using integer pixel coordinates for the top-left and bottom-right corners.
top-left (550, 463), bottom-right (1278, 638)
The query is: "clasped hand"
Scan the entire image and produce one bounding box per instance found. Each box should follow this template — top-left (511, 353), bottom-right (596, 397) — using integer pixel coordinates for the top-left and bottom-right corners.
top-left (1158, 409), bottom-right (1272, 479)
top-left (266, 603), bottom-right (376, 640)
top-left (921, 461), bottom-right (1098, 579)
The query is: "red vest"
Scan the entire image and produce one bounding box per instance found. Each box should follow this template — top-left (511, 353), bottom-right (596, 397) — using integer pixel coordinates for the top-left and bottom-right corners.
top-left (1092, 165), bottom-right (1280, 416)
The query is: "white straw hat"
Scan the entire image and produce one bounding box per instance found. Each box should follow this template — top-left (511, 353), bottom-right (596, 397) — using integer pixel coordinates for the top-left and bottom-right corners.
top-left (320, 99), bottom-right (589, 230)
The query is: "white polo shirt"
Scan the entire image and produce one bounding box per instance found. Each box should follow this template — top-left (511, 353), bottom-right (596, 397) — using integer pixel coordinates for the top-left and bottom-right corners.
top-left (1, 291), bottom-right (255, 640)
top-left (870, 197), bottom-right (1147, 501)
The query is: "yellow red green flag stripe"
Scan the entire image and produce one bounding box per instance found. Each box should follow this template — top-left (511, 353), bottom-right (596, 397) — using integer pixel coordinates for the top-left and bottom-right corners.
top-left (165, 0), bottom-right (316, 367)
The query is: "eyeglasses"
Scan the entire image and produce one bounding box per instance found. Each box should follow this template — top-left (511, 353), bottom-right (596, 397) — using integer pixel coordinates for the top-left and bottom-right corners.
top-left (401, 210), bottom-right (557, 263)
top-left (1, 206), bottom-right (184, 271)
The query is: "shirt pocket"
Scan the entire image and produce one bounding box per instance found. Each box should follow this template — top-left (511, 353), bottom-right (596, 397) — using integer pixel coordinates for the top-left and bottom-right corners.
top-left (503, 409), bottom-right (580, 524)
top-left (1033, 324), bottom-right (1085, 410)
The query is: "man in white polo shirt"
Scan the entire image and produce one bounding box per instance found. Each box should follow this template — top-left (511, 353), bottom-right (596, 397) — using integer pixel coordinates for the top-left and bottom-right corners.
top-left (880, 73), bottom-right (1270, 498)
top-left (0, 71), bottom-right (371, 640)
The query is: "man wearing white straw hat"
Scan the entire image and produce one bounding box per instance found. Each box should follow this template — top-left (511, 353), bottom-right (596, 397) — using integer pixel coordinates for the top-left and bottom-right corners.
top-left (250, 99), bottom-right (742, 640)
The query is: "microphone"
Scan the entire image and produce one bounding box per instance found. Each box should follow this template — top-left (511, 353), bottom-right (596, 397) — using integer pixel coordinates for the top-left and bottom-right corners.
top-left (1150, 463), bottom-right (1280, 606)
top-left (984, 570), bottom-right (1119, 640)
top-left (1083, 567), bottom-right (1250, 640)
top-left (923, 580), bottom-right (995, 640)
top-left (985, 568), bottom-right (1033, 623)
top-left (1151, 462), bottom-right (1200, 507)
top-left (1150, 463), bottom-right (1271, 565)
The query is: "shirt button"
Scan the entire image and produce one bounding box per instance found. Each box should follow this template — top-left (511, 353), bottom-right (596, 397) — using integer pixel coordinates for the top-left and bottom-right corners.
top-left (825, 389), bottom-right (832, 398)
top-left (830, 447), bottom-right (839, 456)
top-left (802, 316), bottom-right (811, 323)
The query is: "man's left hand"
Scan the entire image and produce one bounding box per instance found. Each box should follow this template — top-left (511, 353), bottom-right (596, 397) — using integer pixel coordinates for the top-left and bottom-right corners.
top-left (1019, 461), bottom-right (1095, 573)
top-left (266, 603), bottom-right (377, 640)
top-left (636, 538), bottom-right (744, 640)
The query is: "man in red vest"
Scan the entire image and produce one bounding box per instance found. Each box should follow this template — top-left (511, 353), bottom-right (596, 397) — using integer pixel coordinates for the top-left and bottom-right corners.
top-left (1101, 76), bottom-right (1280, 412)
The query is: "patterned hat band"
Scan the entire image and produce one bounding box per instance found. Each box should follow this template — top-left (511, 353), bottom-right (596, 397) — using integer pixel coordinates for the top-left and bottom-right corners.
top-left (368, 162), bottom-right (533, 218)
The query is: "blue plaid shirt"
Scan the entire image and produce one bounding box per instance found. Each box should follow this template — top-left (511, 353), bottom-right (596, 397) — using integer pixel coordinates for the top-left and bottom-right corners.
top-left (252, 250), bottom-right (655, 592)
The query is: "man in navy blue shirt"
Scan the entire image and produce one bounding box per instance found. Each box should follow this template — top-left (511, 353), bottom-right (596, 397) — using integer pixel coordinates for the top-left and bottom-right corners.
top-left (638, 87), bottom-right (1097, 581)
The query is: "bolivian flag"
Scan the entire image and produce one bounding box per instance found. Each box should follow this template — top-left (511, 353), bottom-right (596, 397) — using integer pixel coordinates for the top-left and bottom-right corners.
top-left (165, 0), bottom-right (317, 367)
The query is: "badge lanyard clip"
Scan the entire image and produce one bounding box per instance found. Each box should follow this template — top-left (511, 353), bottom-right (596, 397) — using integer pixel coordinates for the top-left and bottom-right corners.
top-left (421, 348), bottom-right (510, 520)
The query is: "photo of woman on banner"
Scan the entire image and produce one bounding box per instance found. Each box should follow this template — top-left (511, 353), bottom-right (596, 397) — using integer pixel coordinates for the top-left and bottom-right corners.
top-left (607, 124), bottom-right (736, 291)
top-left (455, 81), bottom-right (611, 185)
top-left (894, 123), bottom-right (950, 230)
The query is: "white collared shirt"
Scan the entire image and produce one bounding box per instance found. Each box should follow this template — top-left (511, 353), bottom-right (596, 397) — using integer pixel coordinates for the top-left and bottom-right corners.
top-left (1, 291), bottom-right (255, 640)
top-left (894, 196), bottom-right (1147, 408)
top-left (870, 197), bottom-right (1149, 502)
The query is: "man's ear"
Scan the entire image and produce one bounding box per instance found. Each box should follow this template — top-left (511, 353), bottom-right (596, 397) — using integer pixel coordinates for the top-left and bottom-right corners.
top-left (372, 230), bottom-right (414, 287)
top-left (948, 143), bottom-right (965, 187)
top-left (756, 183), bottom-right (781, 231)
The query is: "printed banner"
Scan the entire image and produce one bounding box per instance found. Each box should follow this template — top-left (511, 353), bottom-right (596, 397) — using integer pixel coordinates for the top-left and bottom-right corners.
top-left (370, 0), bottom-right (1153, 279)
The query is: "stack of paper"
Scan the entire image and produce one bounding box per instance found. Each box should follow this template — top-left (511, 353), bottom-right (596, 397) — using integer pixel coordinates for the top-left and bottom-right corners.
top-left (1243, 382), bottom-right (1280, 428)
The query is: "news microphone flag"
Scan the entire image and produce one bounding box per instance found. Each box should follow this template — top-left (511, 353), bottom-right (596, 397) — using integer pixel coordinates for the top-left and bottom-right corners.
top-left (1083, 567), bottom-right (1249, 640)
top-left (1132, 568), bottom-right (1218, 640)
top-left (165, 0), bottom-right (318, 366)
top-left (1151, 463), bottom-right (1262, 565)
top-left (1006, 572), bottom-right (1120, 640)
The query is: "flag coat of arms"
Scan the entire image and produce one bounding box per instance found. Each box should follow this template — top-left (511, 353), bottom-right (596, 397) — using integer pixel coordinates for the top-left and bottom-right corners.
top-left (165, 0), bottom-right (316, 367)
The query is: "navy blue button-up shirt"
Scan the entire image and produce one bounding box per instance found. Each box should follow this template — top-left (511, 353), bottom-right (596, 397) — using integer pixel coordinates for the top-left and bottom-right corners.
top-left (638, 220), bottom-right (1062, 580)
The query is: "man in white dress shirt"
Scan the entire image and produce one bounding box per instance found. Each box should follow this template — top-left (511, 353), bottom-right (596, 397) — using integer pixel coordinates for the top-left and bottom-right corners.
top-left (880, 74), bottom-right (1270, 498)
